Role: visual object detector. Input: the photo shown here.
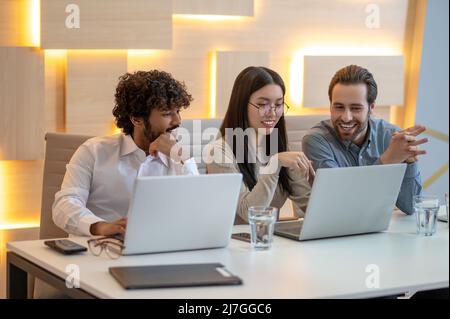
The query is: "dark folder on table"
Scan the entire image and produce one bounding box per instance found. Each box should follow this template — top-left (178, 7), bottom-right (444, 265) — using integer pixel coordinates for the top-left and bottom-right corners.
top-left (109, 263), bottom-right (243, 289)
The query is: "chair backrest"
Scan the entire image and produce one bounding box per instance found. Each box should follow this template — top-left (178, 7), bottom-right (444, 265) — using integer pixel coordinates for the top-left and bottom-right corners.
top-left (39, 133), bottom-right (92, 239)
top-left (285, 115), bottom-right (329, 152)
top-left (38, 115), bottom-right (328, 238)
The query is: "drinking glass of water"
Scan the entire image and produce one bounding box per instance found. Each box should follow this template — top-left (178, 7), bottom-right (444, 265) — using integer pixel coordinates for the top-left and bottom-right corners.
top-left (248, 206), bottom-right (278, 250)
top-left (414, 195), bottom-right (440, 236)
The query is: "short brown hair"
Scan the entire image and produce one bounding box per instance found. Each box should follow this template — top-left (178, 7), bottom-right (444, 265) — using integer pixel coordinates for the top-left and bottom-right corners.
top-left (328, 65), bottom-right (378, 105)
top-left (112, 70), bottom-right (193, 135)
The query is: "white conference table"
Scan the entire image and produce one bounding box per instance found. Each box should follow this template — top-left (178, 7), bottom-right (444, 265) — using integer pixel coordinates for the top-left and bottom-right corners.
top-left (6, 210), bottom-right (449, 299)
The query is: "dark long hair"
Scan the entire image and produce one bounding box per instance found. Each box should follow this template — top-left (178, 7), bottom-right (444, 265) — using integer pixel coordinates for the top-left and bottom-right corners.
top-left (219, 66), bottom-right (293, 195)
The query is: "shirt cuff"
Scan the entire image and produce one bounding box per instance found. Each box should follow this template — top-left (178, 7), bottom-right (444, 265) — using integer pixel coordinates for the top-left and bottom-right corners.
top-left (259, 155), bottom-right (282, 175)
top-left (77, 214), bottom-right (105, 236)
top-left (181, 157), bottom-right (200, 175)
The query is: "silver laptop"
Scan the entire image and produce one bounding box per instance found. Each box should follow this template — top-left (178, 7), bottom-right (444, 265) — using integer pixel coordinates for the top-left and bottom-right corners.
top-left (275, 164), bottom-right (407, 241)
top-left (121, 173), bottom-right (242, 255)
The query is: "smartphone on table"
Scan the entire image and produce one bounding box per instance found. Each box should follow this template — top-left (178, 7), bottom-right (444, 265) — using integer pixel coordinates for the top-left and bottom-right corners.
top-left (44, 239), bottom-right (87, 255)
top-left (231, 233), bottom-right (251, 243)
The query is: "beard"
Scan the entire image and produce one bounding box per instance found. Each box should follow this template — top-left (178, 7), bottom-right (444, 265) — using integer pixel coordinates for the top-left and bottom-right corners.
top-left (142, 120), bottom-right (180, 144)
top-left (333, 115), bottom-right (370, 143)
top-left (142, 120), bottom-right (160, 144)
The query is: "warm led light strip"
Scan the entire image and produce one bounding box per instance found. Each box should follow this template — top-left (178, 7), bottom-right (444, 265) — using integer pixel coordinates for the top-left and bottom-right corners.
top-left (209, 52), bottom-right (217, 118)
top-left (0, 163), bottom-right (5, 226)
top-left (127, 50), bottom-right (161, 57)
top-left (30, 0), bottom-right (40, 47)
top-left (173, 14), bottom-right (249, 22)
top-left (0, 222), bottom-right (40, 231)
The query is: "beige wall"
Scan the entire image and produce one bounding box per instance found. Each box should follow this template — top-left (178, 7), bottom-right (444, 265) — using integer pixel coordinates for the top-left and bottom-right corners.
top-left (0, 0), bottom-right (415, 229)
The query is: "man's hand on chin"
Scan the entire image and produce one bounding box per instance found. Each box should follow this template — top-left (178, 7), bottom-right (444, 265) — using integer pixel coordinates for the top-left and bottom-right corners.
top-left (148, 132), bottom-right (177, 158)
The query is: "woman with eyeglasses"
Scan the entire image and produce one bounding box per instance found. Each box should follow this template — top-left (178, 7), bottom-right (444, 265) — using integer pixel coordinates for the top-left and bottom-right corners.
top-left (206, 66), bottom-right (314, 224)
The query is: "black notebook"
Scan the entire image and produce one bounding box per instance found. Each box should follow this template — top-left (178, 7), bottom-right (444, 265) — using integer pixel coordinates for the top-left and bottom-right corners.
top-left (109, 263), bottom-right (243, 289)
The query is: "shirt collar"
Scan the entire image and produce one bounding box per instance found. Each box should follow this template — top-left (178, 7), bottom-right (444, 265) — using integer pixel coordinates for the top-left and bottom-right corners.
top-left (367, 117), bottom-right (376, 147)
top-left (120, 134), bottom-right (141, 157)
top-left (151, 152), bottom-right (170, 168)
top-left (120, 134), bottom-right (170, 167)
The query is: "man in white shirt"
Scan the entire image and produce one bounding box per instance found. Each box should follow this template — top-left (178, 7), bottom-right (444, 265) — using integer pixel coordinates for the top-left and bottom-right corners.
top-left (53, 70), bottom-right (199, 237)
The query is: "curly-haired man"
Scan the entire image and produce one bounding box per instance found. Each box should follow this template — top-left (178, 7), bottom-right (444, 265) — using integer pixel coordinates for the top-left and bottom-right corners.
top-left (53, 70), bottom-right (199, 236)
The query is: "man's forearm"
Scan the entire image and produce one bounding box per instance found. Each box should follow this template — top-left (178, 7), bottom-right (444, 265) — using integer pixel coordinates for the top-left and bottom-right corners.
top-left (396, 163), bottom-right (423, 215)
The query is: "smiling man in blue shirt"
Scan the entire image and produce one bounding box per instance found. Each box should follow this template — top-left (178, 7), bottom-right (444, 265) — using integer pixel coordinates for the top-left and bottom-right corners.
top-left (302, 65), bottom-right (428, 215)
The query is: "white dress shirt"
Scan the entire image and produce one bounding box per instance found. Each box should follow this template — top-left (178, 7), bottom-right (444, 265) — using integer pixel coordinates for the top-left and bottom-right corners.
top-left (52, 133), bottom-right (199, 236)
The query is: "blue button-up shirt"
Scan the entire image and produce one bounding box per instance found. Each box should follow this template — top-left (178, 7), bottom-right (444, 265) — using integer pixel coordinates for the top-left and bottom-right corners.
top-left (302, 118), bottom-right (422, 215)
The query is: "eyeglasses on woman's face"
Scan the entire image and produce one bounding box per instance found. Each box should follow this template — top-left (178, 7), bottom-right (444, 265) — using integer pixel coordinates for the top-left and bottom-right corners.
top-left (248, 101), bottom-right (290, 116)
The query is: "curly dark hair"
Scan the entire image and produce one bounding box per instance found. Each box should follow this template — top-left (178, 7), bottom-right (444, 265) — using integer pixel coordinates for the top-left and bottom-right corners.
top-left (112, 70), bottom-right (193, 135)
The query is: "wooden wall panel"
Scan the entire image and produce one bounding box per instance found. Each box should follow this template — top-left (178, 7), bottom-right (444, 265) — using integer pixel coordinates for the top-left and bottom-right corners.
top-left (216, 51), bottom-right (270, 118)
top-left (66, 51), bottom-right (127, 136)
top-left (146, 0), bottom-right (408, 118)
top-left (45, 50), bottom-right (66, 133)
top-left (173, 0), bottom-right (254, 17)
top-left (0, 0), bottom-right (31, 46)
top-left (0, 47), bottom-right (45, 160)
top-left (41, 0), bottom-right (172, 49)
top-left (0, 160), bottom-right (43, 226)
top-left (127, 50), bottom-right (209, 119)
top-left (303, 56), bottom-right (404, 108)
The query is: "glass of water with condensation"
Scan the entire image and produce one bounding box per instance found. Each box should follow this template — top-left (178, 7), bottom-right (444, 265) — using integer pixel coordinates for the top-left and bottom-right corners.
top-left (414, 195), bottom-right (440, 236)
top-left (248, 206), bottom-right (278, 250)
